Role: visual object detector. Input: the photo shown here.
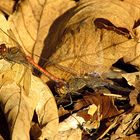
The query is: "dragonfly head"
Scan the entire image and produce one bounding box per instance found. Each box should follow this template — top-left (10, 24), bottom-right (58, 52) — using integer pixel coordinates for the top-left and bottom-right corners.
top-left (55, 81), bottom-right (69, 97)
top-left (0, 44), bottom-right (7, 59)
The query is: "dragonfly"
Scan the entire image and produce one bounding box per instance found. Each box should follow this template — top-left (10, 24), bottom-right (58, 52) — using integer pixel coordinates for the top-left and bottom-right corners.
top-left (0, 29), bottom-right (66, 85)
top-left (0, 44), bottom-right (65, 83)
top-left (0, 2), bottom-right (139, 139)
top-left (0, 26), bottom-right (136, 100)
top-left (0, 3), bottom-right (139, 99)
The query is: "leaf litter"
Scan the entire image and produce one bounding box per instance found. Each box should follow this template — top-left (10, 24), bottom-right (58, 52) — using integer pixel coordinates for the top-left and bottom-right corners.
top-left (0, 0), bottom-right (140, 140)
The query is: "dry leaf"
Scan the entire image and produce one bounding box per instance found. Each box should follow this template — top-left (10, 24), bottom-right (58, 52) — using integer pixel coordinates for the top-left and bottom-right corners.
top-left (123, 134), bottom-right (140, 140)
top-left (40, 0), bottom-right (139, 82)
top-left (33, 76), bottom-right (59, 140)
top-left (55, 128), bottom-right (82, 140)
top-left (122, 72), bottom-right (140, 86)
top-left (124, 25), bottom-right (140, 68)
top-left (111, 113), bottom-right (140, 140)
top-left (74, 93), bottom-right (119, 119)
top-left (56, 113), bottom-right (83, 140)
top-left (0, 0), bottom-right (15, 15)
top-left (57, 92), bottom-right (120, 136)
top-left (0, 1), bottom-right (76, 138)
top-left (1, 0), bottom-right (140, 139)
top-left (0, 62), bottom-right (58, 139)
top-left (58, 106), bottom-right (69, 117)
top-left (8, 0), bottom-right (76, 61)
top-left (129, 89), bottom-right (139, 107)
top-left (0, 135), bottom-right (4, 140)
top-left (129, 75), bottom-right (140, 113)
top-left (0, 12), bottom-right (58, 139)
top-left (0, 81), bottom-right (31, 139)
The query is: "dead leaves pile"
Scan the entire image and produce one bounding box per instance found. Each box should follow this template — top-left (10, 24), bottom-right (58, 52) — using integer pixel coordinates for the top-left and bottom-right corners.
top-left (0, 0), bottom-right (140, 140)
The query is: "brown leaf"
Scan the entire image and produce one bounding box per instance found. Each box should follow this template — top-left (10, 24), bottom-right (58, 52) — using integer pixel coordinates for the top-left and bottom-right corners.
top-left (0, 17), bottom-right (58, 137)
top-left (122, 72), bottom-right (140, 86)
top-left (0, 135), bottom-right (4, 140)
top-left (111, 113), bottom-right (140, 140)
top-left (123, 134), bottom-right (140, 140)
top-left (124, 25), bottom-right (140, 68)
top-left (1, 1), bottom-right (140, 139)
top-left (0, 63), bottom-right (59, 139)
top-left (0, 81), bottom-right (31, 139)
top-left (58, 106), bottom-right (69, 117)
top-left (41, 0), bottom-right (139, 82)
top-left (0, 0), bottom-right (15, 15)
top-left (132, 105), bottom-right (140, 113)
top-left (8, 0), bottom-right (76, 62)
top-left (0, 2), bottom-right (75, 139)
top-left (129, 90), bottom-right (139, 106)
top-left (74, 93), bottom-right (119, 119)
top-left (55, 128), bottom-right (82, 140)
top-left (29, 75), bottom-right (59, 140)
top-left (30, 123), bottom-right (42, 139)
top-left (129, 75), bottom-right (140, 112)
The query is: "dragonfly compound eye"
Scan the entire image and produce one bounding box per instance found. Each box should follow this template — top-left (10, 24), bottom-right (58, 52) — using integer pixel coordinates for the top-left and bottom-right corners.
top-left (0, 44), bottom-right (7, 58)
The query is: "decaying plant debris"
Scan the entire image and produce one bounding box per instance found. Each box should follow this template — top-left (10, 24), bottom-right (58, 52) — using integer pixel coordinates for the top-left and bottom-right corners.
top-left (0, 0), bottom-right (140, 140)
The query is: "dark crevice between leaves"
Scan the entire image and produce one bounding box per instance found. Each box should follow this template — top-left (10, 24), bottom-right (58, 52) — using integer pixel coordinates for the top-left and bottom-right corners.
top-left (137, 93), bottom-right (140, 104)
top-left (0, 11), bottom-right (9, 20)
top-left (114, 98), bottom-right (131, 110)
top-left (0, 107), bottom-right (10, 140)
top-left (108, 78), bottom-right (132, 88)
top-left (113, 58), bottom-right (138, 73)
top-left (13, 0), bottom-right (21, 13)
top-left (30, 111), bottom-right (42, 140)
top-left (32, 111), bottom-right (39, 124)
top-left (111, 59), bottom-right (137, 110)
top-left (133, 19), bottom-right (140, 29)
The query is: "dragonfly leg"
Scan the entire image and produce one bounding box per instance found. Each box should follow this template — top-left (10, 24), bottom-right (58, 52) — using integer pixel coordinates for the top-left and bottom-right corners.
top-left (10, 62), bottom-right (16, 69)
top-left (64, 93), bottom-right (73, 108)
